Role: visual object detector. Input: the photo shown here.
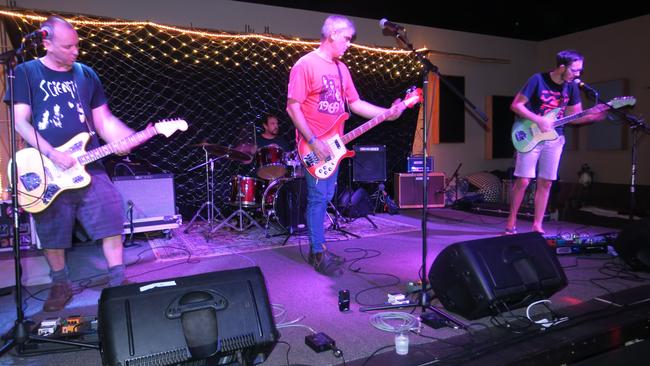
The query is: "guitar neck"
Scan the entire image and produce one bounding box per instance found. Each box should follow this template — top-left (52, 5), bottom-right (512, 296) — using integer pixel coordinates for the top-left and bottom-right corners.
top-left (341, 103), bottom-right (401, 144)
top-left (77, 126), bottom-right (157, 165)
top-left (552, 104), bottom-right (604, 128)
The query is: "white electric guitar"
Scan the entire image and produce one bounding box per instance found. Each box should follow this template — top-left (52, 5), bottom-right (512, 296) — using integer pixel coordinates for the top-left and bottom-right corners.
top-left (9, 119), bottom-right (188, 213)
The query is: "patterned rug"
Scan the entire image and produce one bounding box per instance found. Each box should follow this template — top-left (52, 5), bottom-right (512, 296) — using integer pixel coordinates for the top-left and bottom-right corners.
top-left (148, 214), bottom-right (418, 262)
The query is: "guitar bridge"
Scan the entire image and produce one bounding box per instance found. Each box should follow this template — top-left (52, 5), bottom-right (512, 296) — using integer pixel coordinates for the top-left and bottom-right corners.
top-left (42, 184), bottom-right (60, 204)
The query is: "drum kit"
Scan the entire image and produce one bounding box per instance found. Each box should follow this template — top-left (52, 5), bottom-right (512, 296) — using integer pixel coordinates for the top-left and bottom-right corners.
top-left (185, 141), bottom-right (307, 239)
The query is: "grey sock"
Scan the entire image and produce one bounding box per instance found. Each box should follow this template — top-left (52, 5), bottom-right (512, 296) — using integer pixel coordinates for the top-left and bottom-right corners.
top-left (51, 266), bottom-right (69, 284)
top-left (108, 264), bottom-right (125, 287)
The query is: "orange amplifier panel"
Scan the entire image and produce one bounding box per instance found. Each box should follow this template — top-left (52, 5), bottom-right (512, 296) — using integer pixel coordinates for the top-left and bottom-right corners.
top-left (394, 172), bottom-right (445, 209)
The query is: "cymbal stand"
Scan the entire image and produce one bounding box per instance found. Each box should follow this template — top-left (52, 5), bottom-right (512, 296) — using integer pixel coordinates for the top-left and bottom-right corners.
top-left (184, 148), bottom-right (225, 238)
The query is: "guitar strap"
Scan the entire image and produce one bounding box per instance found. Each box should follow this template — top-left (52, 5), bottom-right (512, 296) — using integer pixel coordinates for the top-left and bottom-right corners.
top-left (334, 60), bottom-right (350, 113)
top-left (72, 62), bottom-right (98, 136)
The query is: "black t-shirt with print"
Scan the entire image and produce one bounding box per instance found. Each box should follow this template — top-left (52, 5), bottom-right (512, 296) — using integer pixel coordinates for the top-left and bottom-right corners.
top-left (4, 59), bottom-right (108, 173)
top-left (519, 72), bottom-right (581, 135)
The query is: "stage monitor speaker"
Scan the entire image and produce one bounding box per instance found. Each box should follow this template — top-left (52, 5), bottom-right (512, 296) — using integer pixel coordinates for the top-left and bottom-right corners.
top-left (394, 172), bottom-right (445, 208)
top-left (98, 266), bottom-right (279, 366)
top-left (353, 145), bottom-right (386, 182)
top-left (428, 232), bottom-right (568, 320)
top-left (112, 174), bottom-right (176, 219)
top-left (614, 218), bottom-right (650, 272)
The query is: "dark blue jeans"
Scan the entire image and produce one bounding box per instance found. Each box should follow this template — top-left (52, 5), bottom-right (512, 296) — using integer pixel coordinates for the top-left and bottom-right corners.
top-left (305, 169), bottom-right (338, 253)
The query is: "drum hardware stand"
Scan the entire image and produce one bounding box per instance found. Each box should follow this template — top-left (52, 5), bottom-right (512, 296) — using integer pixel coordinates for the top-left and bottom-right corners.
top-left (211, 184), bottom-right (263, 233)
top-left (184, 149), bottom-right (226, 238)
top-left (327, 200), bottom-right (360, 238)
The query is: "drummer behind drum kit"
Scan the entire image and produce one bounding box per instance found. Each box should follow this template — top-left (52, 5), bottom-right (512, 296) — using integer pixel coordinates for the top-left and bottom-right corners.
top-left (185, 142), bottom-right (307, 240)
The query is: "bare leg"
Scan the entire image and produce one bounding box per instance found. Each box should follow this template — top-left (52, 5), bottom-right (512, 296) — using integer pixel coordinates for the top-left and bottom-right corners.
top-left (532, 178), bottom-right (553, 233)
top-left (102, 235), bottom-right (124, 268)
top-left (506, 177), bottom-right (530, 232)
top-left (43, 248), bottom-right (66, 272)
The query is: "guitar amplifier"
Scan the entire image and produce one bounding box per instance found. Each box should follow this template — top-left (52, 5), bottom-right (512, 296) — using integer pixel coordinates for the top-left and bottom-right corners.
top-left (111, 174), bottom-right (181, 234)
top-left (394, 172), bottom-right (445, 209)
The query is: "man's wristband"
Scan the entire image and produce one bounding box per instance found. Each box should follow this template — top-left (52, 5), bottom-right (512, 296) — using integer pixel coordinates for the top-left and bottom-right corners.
top-left (307, 136), bottom-right (317, 145)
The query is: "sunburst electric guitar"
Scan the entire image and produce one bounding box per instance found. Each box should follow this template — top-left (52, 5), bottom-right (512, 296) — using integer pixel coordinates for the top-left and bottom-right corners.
top-left (9, 119), bottom-right (188, 213)
top-left (298, 87), bottom-right (423, 179)
top-left (511, 96), bottom-right (635, 153)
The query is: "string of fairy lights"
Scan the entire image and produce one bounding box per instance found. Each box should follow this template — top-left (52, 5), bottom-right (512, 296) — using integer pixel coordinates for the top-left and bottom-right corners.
top-left (0, 8), bottom-right (424, 214)
top-left (1, 9), bottom-right (422, 77)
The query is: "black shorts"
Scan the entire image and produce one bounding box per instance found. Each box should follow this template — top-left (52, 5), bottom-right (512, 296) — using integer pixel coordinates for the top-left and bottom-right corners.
top-left (33, 174), bottom-right (125, 249)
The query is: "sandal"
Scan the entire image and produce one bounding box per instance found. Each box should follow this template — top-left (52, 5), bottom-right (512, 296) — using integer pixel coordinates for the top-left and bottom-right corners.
top-left (504, 227), bottom-right (517, 235)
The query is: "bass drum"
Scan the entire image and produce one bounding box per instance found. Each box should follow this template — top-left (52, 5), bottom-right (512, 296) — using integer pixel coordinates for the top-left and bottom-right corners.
top-left (262, 178), bottom-right (307, 230)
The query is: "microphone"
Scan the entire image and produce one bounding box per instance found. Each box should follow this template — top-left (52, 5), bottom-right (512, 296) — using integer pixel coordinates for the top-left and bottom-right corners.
top-left (379, 18), bottom-right (405, 34)
top-left (23, 28), bottom-right (50, 43)
top-left (574, 78), bottom-right (597, 94)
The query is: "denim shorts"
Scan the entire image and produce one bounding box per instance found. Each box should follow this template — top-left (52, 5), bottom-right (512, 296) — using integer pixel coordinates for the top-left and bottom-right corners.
top-left (514, 135), bottom-right (565, 181)
top-left (33, 173), bottom-right (125, 248)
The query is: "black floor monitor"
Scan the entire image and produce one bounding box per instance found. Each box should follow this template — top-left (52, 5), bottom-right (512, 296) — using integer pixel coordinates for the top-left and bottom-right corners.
top-left (98, 266), bottom-right (279, 366)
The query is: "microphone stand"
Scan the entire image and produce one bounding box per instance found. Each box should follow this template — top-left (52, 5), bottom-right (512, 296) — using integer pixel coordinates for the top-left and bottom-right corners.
top-left (580, 87), bottom-right (648, 221)
top-left (361, 27), bottom-right (487, 328)
top-left (439, 162), bottom-right (462, 206)
top-left (0, 40), bottom-right (97, 357)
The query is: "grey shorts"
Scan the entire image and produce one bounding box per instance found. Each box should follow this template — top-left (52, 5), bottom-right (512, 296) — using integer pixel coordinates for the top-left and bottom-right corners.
top-left (514, 135), bottom-right (565, 181)
top-left (33, 173), bottom-right (125, 249)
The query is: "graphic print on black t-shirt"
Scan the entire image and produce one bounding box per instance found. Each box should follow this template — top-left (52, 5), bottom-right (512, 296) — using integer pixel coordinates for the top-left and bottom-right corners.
top-left (538, 89), bottom-right (569, 119)
top-left (36, 78), bottom-right (87, 131)
top-left (318, 75), bottom-right (343, 115)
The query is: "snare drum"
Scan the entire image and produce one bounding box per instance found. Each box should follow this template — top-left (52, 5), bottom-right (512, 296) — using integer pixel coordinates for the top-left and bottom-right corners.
top-left (229, 175), bottom-right (264, 207)
top-left (255, 144), bottom-right (286, 180)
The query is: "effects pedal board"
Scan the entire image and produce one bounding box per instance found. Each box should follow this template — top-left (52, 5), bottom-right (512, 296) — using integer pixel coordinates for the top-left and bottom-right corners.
top-left (546, 232), bottom-right (617, 255)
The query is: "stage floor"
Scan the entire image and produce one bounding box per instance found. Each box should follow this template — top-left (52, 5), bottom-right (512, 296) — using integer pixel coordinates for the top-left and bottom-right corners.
top-left (1, 208), bottom-right (648, 365)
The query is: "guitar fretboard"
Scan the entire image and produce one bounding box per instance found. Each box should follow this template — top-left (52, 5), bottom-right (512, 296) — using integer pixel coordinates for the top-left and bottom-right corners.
top-left (77, 127), bottom-right (157, 165)
top-left (552, 105), bottom-right (605, 128)
top-left (341, 104), bottom-right (400, 144)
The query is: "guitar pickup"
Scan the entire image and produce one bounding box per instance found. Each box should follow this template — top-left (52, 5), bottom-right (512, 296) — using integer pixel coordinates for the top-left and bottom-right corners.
top-left (72, 176), bottom-right (84, 184)
top-left (19, 173), bottom-right (41, 192)
top-left (515, 131), bottom-right (527, 141)
top-left (333, 139), bottom-right (341, 150)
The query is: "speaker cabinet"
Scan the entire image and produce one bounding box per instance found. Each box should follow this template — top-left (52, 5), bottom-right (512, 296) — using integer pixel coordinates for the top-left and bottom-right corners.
top-left (111, 174), bottom-right (180, 234)
top-left (614, 218), bottom-right (650, 272)
top-left (98, 266), bottom-right (279, 366)
top-left (353, 145), bottom-right (386, 182)
top-left (428, 232), bottom-right (568, 320)
top-left (393, 172), bottom-right (445, 208)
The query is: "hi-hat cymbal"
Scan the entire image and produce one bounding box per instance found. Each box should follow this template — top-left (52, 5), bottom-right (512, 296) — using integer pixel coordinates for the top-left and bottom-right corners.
top-left (206, 145), bottom-right (252, 162)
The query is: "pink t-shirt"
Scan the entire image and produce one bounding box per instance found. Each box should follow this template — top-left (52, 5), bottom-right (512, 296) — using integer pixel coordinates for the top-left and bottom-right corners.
top-left (287, 51), bottom-right (360, 141)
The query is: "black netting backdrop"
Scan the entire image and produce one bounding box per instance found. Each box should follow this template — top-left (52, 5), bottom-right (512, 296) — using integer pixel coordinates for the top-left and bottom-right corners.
top-left (2, 9), bottom-right (423, 217)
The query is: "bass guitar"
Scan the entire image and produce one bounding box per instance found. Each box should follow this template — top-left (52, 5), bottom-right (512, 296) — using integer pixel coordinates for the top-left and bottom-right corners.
top-left (298, 87), bottom-right (423, 179)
